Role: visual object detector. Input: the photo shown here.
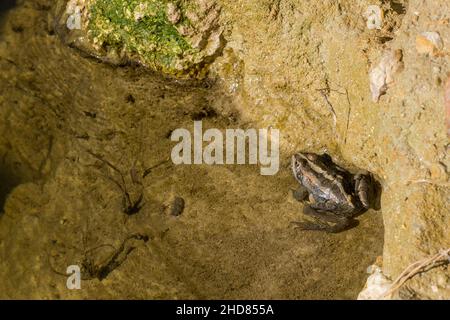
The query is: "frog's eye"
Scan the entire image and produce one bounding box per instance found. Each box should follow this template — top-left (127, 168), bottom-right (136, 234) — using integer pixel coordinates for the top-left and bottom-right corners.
top-left (292, 155), bottom-right (305, 170)
top-left (306, 154), bottom-right (318, 161)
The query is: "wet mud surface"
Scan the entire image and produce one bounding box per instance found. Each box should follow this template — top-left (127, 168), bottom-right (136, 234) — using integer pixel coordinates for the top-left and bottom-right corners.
top-left (0, 1), bottom-right (384, 299)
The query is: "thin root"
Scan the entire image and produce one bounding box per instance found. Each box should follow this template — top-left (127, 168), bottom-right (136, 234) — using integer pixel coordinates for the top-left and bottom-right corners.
top-left (380, 248), bottom-right (450, 299)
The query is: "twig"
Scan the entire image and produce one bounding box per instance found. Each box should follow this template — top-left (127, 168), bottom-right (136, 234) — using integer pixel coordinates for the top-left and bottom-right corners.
top-left (86, 150), bottom-right (133, 208)
top-left (49, 234), bottom-right (149, 281)
top-left (342, 87), bottom-right (351, 144)
top-left (143, 159), bottom-right (171, 178)
top-left (380, 248), bottom-right (450, 299)
top-left (407, 179), bottom-right (450, 188)
top-left (316, 88), bottom-right (337, 127)
top-left (316, 86), bottom-right (351, 144)
top-left (85, 150), bottom-right (144, 215)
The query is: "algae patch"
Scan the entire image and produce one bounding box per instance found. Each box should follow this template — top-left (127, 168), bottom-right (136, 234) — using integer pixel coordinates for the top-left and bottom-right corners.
top-left (58, 0), bottom-right (224, 77)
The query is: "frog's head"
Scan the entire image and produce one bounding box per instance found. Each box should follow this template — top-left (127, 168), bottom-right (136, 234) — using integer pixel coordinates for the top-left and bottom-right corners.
top-left (291, 153), bottom-right (316, 181)
top-left (292, 152), bottom-right (321, 169)
top-left (291, 152), bottom-right (335, 185)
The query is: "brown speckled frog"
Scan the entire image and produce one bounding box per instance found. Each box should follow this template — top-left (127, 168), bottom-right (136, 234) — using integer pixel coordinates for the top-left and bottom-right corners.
top-left (291, 152), bottom-right (376, 233)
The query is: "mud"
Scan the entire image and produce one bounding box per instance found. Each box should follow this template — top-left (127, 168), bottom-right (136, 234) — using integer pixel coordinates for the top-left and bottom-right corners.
top-left (0, 1), bottom-right (385, 299)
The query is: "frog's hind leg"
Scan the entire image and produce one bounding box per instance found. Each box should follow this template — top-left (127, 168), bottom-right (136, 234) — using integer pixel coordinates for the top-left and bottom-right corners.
top-left (291, 206), bottom-right (358, 233)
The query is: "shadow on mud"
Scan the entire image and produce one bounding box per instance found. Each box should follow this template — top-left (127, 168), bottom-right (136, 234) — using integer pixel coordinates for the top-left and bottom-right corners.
top-left (0, 0), bottom-right (16, 13)
top-left (0, 0), bottom-right (15, 34)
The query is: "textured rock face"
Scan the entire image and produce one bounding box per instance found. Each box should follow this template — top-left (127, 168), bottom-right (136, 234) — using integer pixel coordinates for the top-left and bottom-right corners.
top-left (211, 0), bottom-right (449, 298)
top-left (373, 1), bottom-right (449, 298)
top-left (55, 0), bottom-right (225, 77)
top-left (0, 0), bottom-right (448, 299)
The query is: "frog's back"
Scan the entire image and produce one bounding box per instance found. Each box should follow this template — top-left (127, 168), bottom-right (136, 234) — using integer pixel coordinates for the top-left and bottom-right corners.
top-left (309, 179), bottom-right (357, 215)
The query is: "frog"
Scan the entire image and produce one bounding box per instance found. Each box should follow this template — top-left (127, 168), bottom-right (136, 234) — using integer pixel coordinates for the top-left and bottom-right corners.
top-left (291, 152), bottom-right (376, 233)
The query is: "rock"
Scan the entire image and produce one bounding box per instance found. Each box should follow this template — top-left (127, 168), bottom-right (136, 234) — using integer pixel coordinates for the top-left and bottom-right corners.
top-left (364, 5), bottom-right (383, 30)
top-left (170, 196), bottom-right (185, 217)
top-left (369, 49), bottom-right (404, 102)
top-left (66, 7), bottom-right (81, 30)
top-left (55, 0), bottom-right (225, 78)
top-left (416, 32), bottom-right (444, 57)
top-left (163, 195), bottom-right (185, 217)
top-left (64, 0), bottom-right (85, 30)
top-left (357, 264), bottom-right (393, 300)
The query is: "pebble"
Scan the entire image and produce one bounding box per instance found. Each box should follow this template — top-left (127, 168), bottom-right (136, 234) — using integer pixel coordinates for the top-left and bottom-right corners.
top-left (66, 6), bottom-right (82, 30)
top-left (357, 265), bottom-right (393, 300)
top-left (364, 5), bottom-right (383, 30)
top-left (416, 32), bottom-right (443, 57)
top-left (369, 49), bottom-right (404, 102)
top-left (164, 196), bottom-right (185, 217)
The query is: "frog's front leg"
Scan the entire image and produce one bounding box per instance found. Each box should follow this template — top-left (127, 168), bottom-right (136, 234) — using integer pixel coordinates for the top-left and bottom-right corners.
top-left (292, 206), bottom-right (357, 233)
top-left (292, 186), bottom-right (309, 202)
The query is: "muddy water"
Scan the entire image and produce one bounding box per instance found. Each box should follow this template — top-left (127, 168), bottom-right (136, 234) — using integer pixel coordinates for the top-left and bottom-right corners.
top-left (0, 2), bottom-right (383, 299)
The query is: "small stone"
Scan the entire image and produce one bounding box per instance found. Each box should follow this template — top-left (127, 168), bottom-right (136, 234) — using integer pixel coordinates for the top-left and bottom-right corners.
top-left (58, 0), bottom-right (224, 78)
top-left (364, 5), bottom-right (383, 30)
top-left (416, 32), bottom-right (443, 57)
top-left (170, 196), bottom-right (185, 216)
top-left (369, 49), bottom-right (404, 102)
top-left (66, 6), bottom-right (82, 30)
top-left (163, 196), bottom-right (185, 217)
top-left (357, 267), bottom-right (393, 300)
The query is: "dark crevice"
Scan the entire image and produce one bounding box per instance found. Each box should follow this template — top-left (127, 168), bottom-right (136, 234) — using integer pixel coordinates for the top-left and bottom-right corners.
top-left (390, 1), bottom-right (407, 15)
top-left (0, 0), bottom-right (16, 30)
top-left (0, 0), bottom-right (16, 14)
top-left (0, 167), bottom-right (21, 216)
top-left (191, 106), bottom-right (218, 121)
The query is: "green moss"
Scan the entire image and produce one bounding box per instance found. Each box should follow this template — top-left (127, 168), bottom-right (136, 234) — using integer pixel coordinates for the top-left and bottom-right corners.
top-left (88, 0), bottom-right (198, 74)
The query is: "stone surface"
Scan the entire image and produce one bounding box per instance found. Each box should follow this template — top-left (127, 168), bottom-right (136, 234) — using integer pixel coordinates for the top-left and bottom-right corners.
top-left (212, 0), bottom-right (450, 299)
top-left (54, 0), bottom-right (225, 77)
